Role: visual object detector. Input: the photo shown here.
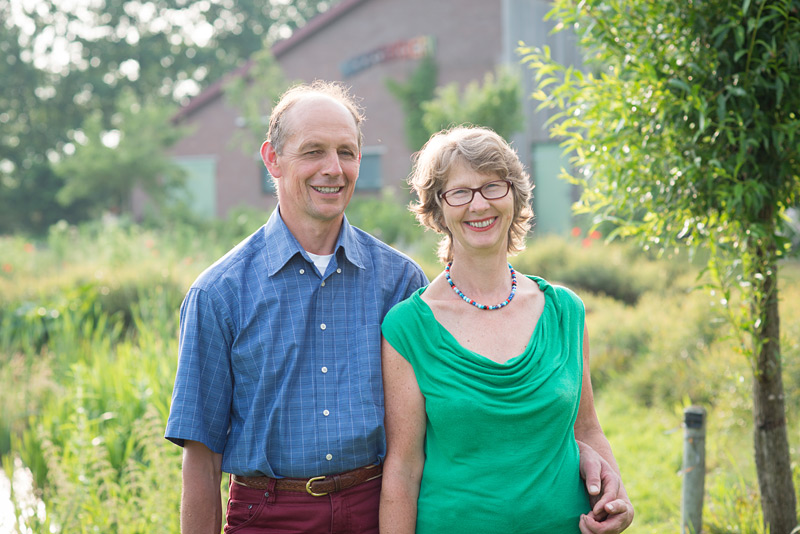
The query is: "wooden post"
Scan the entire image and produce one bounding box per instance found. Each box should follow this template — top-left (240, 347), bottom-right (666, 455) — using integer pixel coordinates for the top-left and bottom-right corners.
top-left (681, 406), bottom-right (707, 534)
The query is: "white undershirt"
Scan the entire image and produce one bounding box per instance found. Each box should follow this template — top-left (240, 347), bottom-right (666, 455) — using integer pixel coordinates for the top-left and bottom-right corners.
top-left (306, 251), bottom-right (334, 275)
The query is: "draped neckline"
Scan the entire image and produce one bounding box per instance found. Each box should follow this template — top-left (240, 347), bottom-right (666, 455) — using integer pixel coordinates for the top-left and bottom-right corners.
top-left (410, 275), bottom-right (552, 369)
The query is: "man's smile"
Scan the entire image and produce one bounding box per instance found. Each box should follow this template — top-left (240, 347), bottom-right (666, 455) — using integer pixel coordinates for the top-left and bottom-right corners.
top-left (312, 186), bottom-right (343, 194)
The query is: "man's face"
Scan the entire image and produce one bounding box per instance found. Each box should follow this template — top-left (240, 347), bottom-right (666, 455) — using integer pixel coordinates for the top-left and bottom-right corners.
top-left (262, 96), bottom-right (360, 230)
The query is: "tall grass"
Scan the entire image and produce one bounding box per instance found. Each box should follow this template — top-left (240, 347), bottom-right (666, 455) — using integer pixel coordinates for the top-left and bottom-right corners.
top-left (1, 217), bottom-right (197, 533)
top-left (1, 207), bottom-right (799, 532)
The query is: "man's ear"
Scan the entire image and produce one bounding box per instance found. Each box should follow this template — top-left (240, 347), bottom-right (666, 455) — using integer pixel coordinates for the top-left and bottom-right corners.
top-left (261, 141), bottom-right (282, 178)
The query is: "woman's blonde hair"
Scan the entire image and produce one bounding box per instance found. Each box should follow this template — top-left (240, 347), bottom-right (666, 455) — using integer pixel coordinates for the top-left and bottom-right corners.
top-left (408, 126), bottom-right (534, 263)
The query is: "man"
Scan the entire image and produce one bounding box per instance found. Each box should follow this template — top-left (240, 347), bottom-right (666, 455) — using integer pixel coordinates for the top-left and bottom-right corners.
top-left (165, 81), bottom-right (625, 534)
top-left (166, 81), bottom-right (427, 534)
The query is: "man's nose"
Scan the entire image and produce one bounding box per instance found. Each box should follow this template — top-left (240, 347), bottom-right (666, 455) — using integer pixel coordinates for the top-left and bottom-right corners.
top-left (321, 151), bottom-right (343, 176)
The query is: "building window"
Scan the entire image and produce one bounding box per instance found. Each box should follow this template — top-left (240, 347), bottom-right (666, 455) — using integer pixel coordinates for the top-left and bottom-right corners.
top-left (531, 142), bottom-right (573, 235)
top-left (357, 148), bottom-right (384, 191)
top-left (171, 156), bottom-right (217, 219)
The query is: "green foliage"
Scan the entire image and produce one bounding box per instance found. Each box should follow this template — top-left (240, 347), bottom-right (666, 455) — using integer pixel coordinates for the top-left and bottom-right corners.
top-left (0, 0), bottom-right (336, 234)
top-left (386, 55), bottom-right (439, 151)
top-left (346, 190), bottom-right (437, 256)
top-left (224, 48), bottom-right (292, 147)
top-left (519, 0), bottom-right (800, 287)
top-left (54, 91), bottom-right (187, 218)
top-left (387, 62), bottom-right (524, 151)
top-left (3, 206), bottom-right (800, 531)
top-left (592, 391), bottom-right (682, 531)
top-left (0, 0), bottom-right (85, 234)
top-left (704, 464), bottom-right (765, 533)
top-left (520, 1), bottom-right (800, 528)
top-left (515, 232), bottom-right (690, 304)
top-left (26, 405), bottom-right (183, 534)
top-left (522, 3), bottom-right (799, 239)
top-left (421, 67), bottom-right (524, 141)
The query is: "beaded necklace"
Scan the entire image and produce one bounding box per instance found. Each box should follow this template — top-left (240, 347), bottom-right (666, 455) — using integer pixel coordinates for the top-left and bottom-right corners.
top-left (444, 261), bottom-right (517, 310)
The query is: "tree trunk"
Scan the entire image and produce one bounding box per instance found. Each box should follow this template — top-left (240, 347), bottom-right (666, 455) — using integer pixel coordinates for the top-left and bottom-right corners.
top-left (752, 250), bottom-right (797, 534)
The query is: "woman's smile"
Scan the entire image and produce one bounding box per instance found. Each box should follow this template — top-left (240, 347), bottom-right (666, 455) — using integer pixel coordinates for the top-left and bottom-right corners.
top-left (464, 217), bottom-right (498, 230)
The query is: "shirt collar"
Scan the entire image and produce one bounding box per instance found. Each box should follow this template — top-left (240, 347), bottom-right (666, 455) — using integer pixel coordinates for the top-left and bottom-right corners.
top-left (263, 207), bottom-right (366, 277)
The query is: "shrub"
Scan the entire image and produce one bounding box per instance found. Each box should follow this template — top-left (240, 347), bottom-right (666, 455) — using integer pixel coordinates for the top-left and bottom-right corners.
top-left (514, 233), bottom-right (692, 305)
top-left (2, 210), bottom-right (800, 532)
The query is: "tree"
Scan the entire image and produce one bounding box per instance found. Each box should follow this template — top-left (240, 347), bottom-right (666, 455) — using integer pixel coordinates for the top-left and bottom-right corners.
top-left (387, 63), bottom-right (524, 152)
top-left (224, 47), bottom-right (292, 149)
top-left (421, 66), bottom-right (524, 142)
top-left (386, 54), bottom-right (439, 151)
top-left (520, 1), bottom-right (800, 532)
top-left (0, 0), bottom-right (336, 233)
top-left (54, 90), bottom-right (186, 218)
top-left (0, 2), bottom-right (82, 233)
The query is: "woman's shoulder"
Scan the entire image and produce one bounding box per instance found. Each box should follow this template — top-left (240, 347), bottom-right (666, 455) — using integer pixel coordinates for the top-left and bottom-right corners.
top-left (522, 275), bottom-right (585, 313)
top-left (383, 286), bottom-right (429, 330)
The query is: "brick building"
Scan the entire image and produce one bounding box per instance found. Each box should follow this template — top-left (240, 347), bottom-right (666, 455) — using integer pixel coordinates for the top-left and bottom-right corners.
top-left (146, 0), bottom-right (584, 234)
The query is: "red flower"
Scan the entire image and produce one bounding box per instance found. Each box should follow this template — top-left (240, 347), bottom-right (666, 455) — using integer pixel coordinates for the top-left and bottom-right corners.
top-left (590, 230), bottom-right (602, 240)
top-left (2, 263), bottom-right (12, 273)
top-left (571, 227), bottom-right (582, 237)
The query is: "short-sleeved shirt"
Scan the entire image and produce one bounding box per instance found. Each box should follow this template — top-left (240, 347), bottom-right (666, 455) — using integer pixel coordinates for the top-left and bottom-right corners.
top-left (165, 208), bottom-right (428, 478)
top-left (381, 277), bottom-right (591, 533)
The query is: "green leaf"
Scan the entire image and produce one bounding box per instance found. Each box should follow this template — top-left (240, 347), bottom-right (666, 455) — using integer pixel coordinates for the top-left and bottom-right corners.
top-left (667, 78), bottom-right (691, 93)
top-left (734, 25), bottom-right (746, 47)
top-left (726, 85), bottom-right (748, 97)
top-left (716, 94), bottom-right (728, 124)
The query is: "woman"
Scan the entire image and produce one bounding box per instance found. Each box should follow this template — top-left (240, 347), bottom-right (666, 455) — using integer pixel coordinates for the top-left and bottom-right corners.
top-left (379, 127), bottom-right (633, 534)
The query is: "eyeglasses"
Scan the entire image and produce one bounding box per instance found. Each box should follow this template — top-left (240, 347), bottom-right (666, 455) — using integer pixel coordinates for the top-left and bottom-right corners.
top-left (439, 180), bottom-right (512, 207)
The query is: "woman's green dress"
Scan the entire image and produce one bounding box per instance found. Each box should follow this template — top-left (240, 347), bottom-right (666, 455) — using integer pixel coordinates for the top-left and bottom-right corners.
top-left (381, 276), bottom-right (591, 533)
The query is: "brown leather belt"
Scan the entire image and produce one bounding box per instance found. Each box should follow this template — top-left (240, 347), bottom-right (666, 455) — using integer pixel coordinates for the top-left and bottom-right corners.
top-left (232, 464), bottom-right (382, 497)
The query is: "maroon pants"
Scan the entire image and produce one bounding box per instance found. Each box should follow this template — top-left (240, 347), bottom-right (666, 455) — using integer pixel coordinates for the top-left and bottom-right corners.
top-left (224, 475), bottom-right (381, 534)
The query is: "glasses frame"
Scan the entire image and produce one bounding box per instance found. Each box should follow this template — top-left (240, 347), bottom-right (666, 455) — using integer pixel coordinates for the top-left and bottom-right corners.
top-left (439, 180), bottom-right (512, 207)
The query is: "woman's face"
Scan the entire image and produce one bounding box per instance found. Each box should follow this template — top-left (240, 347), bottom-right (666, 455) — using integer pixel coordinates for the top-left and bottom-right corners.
top-left (439, 160), bottom-right (514, 259)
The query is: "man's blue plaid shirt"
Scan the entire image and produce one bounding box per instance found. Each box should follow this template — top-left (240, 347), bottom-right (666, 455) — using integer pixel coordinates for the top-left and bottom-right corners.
top-left (165, 208), bottom-right (428, 478)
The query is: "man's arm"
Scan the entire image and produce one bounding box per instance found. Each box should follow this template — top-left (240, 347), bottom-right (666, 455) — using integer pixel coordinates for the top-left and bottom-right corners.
top-left (574, 326), bottom-right (634, 533)
top-left (181, 440), bottom-right (224, 534)
top-left (576, 440), bottom-right (625, 511)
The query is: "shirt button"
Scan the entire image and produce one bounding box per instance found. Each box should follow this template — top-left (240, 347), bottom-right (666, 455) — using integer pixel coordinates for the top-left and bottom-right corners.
top-left (299, 268), bottom-right (305, 274)
top-left (323, 409), bottom-right (330, 416)
top-left (326, 454), bottom-right (333, 461)
top-left (336, 268), bottom-right (342, 274)
top-left (321, 366), bottom-right (328, 373)
top-left (321, 281), bottom-right (326, 287)
top-left (320, 323), bottom-right (326, 331)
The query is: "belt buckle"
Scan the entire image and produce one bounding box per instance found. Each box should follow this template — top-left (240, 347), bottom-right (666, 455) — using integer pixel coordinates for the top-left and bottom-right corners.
top-left (306, 475), bottom-right (328, 497)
